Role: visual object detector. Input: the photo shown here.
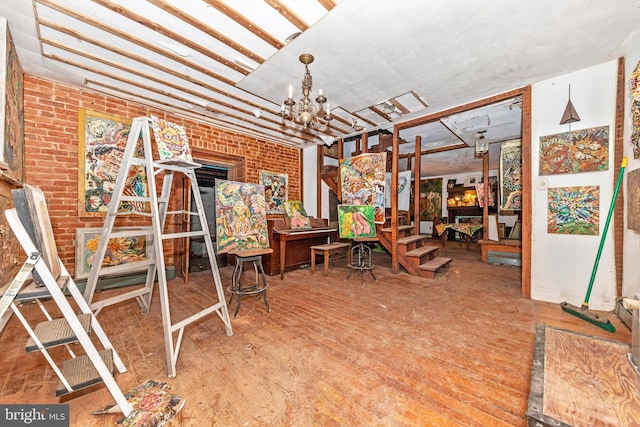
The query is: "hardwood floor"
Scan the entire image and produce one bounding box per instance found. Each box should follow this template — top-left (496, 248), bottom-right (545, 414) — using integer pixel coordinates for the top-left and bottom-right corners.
top-left (0, 243), bottom-right (631, 426)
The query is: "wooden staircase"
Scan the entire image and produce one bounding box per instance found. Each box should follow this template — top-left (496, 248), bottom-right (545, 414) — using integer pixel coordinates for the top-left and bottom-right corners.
top-left (377, 224), bottom-right (452, 278)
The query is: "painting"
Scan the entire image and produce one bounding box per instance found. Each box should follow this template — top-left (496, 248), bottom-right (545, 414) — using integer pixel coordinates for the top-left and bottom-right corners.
top-left (630, 60), bottom-right (640, 159)
top-left (150, 115), bottom-right (192, 161)
top-left (338, 205), bottom-right (376, 239)
top-left (260, 170), bottom-right (288, 214)
top-left (627, 168), bottom-right (640, 231)
top-left (214, 179), bottom-right (269, 253)
top-left (418, 178), bottom-right (442, 221)
top-left (0, 17), bottom-right (24, 183)
top-left (475, 183), bottom-right (495, 208)
top-left (500, 140), bottom-right (522, 210)
top-left (283, 200), bottom-right (311, 229)
top-left (384, 170), bottom-right (412, 211)
top-left (547, 186), bottom-right (599, 235)
top-left (539, 126), bottom-right (609, 175)
top-left (78, 109), bottom-right (149, 216)
top-left (0, 185), bottom-right (20, 288)
top-left (75, 227), bottom-right (150, 280)
top-left (340, 152), bottom-right (386, 224)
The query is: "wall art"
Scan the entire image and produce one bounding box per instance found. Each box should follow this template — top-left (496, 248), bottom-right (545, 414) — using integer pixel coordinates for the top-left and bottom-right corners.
top-left (150, 115), bottom-right (192, 161)
top-left (418, 178), bottom-right (442, 221)
top-left (547, 186), bottom-right (599, 235)
top-left (340, 152), bottom-right (386, 224)
top-left (500, 140), bottom-right (522, 210)
top-left (627, 168), bottom-right (640, 231)
top-left (539, 126), bottom-right (609, 175)
top-left (338, 205), bottom-right (376, 239)
top-left (260, 170), bottom-right (288, 214)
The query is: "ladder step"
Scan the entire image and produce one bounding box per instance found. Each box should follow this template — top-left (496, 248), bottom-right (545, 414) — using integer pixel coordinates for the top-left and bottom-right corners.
top-left (397, 234), bottom-right (428, 245)
top-left (1, 275), bottom-right (69, 301)
top-left (404, 245), bottom-right (439, 258)
top-left (93, 259), bottom-right (156, 277)
top-left (25, 313), bottom-right (92, 352)
top-left (107, 227), bottom-right (153, 239)
top-left (56, 348), bottom-right (114, 396)
top-left (419, 256), bottom-right (453, 272)
top-left (161, 230), bottom-right (208, 240)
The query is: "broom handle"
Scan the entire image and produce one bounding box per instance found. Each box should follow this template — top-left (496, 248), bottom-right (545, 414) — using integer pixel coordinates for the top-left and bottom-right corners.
top-left (583, 156), bottom-right (627, 307)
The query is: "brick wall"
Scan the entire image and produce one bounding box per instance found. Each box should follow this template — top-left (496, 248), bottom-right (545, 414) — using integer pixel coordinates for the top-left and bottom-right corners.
top-left (22, 75), bottom-right (301, 275)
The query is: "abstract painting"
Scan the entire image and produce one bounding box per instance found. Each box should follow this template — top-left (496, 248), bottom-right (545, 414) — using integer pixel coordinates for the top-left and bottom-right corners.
top-left (78, 109), bottom-right (148, 216)
top-left (0, 186), bottom-right (20, 288)
top-left (500, 140), bottom-right (522, 210)
top-left (260, 170), bottom-right (288, 214)
top-left (539, 126), bottom-right (609, 175)
top-left (340, 152), bottom-right (387, 224)
top-left (75, 227), bottom-right (150, 280)
top-left (0, 17), bottom-right (24, 183)
top-left (150, 115), bottom-right (192, 161)
top-left (215, 179), bottom-right (269, 253)
top-left (418, 178), bottom-right (442, 221)
top-left (338, 205), bottom-right (376, 239)
top-left (547, 186), bottom-right (599, 235)
top-left (631, 60), bottom-right (640, 159)
top-left (385, 170), bottom-right (412, 211)
top-left (628, 168), bottom-right (640, 231)
top-left (283, 200), bottom-right (311, 229)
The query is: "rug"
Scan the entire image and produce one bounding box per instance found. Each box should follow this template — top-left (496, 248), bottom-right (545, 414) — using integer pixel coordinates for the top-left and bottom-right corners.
top-left (115, 380), bottom-right (184, 427)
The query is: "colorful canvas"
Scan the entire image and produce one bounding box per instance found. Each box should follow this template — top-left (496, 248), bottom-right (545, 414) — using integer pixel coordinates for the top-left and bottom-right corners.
top-left (418, 178), bottom-right (442, 221)
top-left (547, 186), bottom-right (599, 235)
top-left (338, 205), bottom-right (376, 239)
top-left (0, 18), bottom-right (25, 183)
top-left (539, 126), bottom-right (609, 175)
top-left (78, 109), bottom-right (149, 216)
top-left (340, 153), bottom-right (387, 224)
top-left (631, 60), bottom-right (640, 159)
top-left (385, 170), bottom-right (412, 211)
top-left (283, 200), bottom-right (311, 229)
top-left (75, 227), bottom-right (149, 280)
top-left (260, 170), bottom-right (288, 214)
top-left (150, 115), bottom-right (192, 161)
top-left (475, 183), bottom-right (495, 208)
top-left (215, 179), bottom-right (269, 253)
top-left (628, 168), bottom-right (640, 231)
top-left (500, 140), bottom-right (522, 210)
top-left (0, 188), bottom-right (20, 289)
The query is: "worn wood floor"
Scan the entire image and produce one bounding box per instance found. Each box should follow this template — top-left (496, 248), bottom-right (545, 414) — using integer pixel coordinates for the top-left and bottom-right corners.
top-left (0, 243), bottom-right (632, 426)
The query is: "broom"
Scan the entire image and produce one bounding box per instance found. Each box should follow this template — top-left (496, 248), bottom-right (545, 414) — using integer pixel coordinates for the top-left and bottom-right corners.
top-left (560, 157), bottom-right (627, 332)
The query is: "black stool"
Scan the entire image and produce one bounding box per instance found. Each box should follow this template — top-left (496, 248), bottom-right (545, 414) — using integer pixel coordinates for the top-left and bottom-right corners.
top-left (346, 238), bottom-right (377, 284)
top-left (228, 248), bottom-right (273, 318)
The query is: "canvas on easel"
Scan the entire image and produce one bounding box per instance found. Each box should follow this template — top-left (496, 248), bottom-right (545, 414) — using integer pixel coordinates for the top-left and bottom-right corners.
top-left (150, 115), bottom-right (192, 162)
top-left (338, 205), bottom-right (376, 239)
top-left (283, 200), bottom-right (311, 229)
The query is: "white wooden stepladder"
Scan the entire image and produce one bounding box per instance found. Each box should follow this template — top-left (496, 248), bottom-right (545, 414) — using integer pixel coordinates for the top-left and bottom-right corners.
top-left (83, 116), bottom-right (233, 378)
top-left (0, 186), bottom-right (133, 417)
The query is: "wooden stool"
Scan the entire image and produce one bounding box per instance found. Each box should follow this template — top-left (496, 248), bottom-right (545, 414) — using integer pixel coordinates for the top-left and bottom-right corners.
top-left (310, 242), bottom-right (351, 275)
top-left (227, 248), bottom-right (273, 318)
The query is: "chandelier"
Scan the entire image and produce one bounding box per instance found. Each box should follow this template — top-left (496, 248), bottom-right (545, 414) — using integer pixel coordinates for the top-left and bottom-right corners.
top-left (280, 54), bottom-right (332, 128)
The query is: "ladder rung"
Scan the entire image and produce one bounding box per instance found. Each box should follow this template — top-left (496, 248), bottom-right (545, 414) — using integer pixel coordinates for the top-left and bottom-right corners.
top-left (56, 349), bottom-right (114, 396)
top-left (129, 158), bottom-right (147, 166)
top-left (119, 196), bottom-right (152, 203)
top-left (25, 313), bottom-right (93, 352)
top-left (106, 227), bottom-right (153, 239)
top-left (161, 230), bottom-right (208, 240)
top-left (92, 259), bottom-right (156, 277)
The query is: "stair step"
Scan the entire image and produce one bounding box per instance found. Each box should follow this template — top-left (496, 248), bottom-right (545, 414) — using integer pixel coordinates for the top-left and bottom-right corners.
top-left (56, 349), bottom-right (114, 396)
top-left (419, 256), bottom-right (452, 272)
top-left (380, 225), bottom-right (414, 233)
top-left (26, 313), bottom-right (93, 352)
top-left (397, 234), bottom-right (428, 245)
top-left (404, 245), bottom-right (439, 258)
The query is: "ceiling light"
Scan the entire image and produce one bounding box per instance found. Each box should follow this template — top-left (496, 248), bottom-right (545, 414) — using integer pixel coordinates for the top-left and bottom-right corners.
top-left (560, 84), bottom-right (581, 125)
top-left (475, 130), bottom-right (489, 156)
top-left (280, 54), bottom-right (332, 129)
top-left (252, 109), bottom-right (262, 118)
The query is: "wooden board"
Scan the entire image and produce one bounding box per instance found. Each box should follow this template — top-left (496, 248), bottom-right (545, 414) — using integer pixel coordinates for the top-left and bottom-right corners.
top-left (527, 324), bottom-right (640, 427)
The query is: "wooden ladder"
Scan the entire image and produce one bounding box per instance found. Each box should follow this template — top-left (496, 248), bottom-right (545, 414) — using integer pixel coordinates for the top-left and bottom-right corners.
top-left (82, 116), bottom-right (233, 378)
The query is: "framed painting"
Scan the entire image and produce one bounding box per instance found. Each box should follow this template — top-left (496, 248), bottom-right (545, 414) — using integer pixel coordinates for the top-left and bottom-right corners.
top-left (500, 140), bottom-right (522, 210)
top-left (418, 178), bottom-right (442, 221)
top-left (627, 168), bottom-right (640, 231)
top-left (547, 186), bottom-right (599, 235)
top-left (385, 170), bottom-right (411, 211)
top-left (338, 205), bottom-right (376, 239)
top-left (629, 60), bottom-right (640, 158)
top-left (214, 179), bottom-right (269, 253)
top-left (150, 115), bottom-right (192, 161)
top-left (78, 109), bottom-right (148, 216)
top-left (75, 227), bottom-right (151, 280)
top-left (0, 17), bottom-right (25, 184)
top-left (260, 170), bottom-right (288, 214)
top-left (340, 152), bottom-right (387, 224)
top-left (539, 126), bottom-right (609, 175)
top-left (283, 200), bottom-right (311, 229)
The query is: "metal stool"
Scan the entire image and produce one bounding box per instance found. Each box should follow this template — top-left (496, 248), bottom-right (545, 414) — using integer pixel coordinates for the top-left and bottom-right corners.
top-left (228, 248), bottom-right (273, 318)
top-left (346, 238), bottom-right (377, 284)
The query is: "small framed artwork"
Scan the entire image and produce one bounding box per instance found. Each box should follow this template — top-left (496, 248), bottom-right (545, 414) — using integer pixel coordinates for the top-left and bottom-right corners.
top-left (75, 227), bottom-right (151, 280)
top-left (464, 174), bottom-right (481, 187)
top-left (447, 179), bottom-right (456, 189)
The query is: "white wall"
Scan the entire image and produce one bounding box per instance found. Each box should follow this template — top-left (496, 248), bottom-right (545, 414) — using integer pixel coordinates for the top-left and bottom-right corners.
top-left (623, 33), bottom-right (640, 299)
top-left (302, 145), bottom-right (319, 218)
top-left (531, 60), bottom-right (618, 310)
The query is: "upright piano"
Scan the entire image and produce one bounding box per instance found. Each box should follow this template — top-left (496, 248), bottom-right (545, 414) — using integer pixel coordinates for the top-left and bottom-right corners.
top-left (264, 217), bottom-right (337, 279)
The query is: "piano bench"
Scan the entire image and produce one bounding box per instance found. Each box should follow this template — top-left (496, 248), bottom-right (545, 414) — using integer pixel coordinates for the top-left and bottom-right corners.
top-left (310, 242), bottom-right (352, 275)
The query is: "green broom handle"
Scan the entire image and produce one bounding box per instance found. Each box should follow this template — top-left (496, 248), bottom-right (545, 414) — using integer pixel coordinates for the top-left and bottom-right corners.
top-left (583, 156), bottom-right (627, 308)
